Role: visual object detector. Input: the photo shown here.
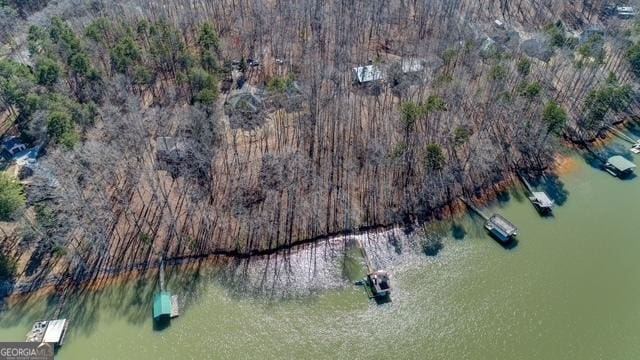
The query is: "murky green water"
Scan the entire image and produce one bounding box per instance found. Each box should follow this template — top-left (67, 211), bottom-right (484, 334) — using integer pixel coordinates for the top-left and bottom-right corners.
top-left (2, 145), bottom-right (640, 359)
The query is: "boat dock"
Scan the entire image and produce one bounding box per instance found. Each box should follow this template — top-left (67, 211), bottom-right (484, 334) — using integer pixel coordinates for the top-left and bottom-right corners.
top-left (517, 172), bottom-right (554, 213)
top-left (153, 259), bottom-right (179, 322)
top-left (606, 125), bottom-right (640, 153)
top-left (356, 239), bottom-right (391, 300)
top-left (26, 319), bottom-right (69, 347)
top-left (461, 197), bottom-right (518, 243)
top-left (604, 155), bottom-right (636, 178)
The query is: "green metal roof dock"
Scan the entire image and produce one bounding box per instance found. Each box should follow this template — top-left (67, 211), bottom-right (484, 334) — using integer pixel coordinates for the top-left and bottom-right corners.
top-left (153, 292), bottom-right (172, 320)
top-left (605, 155), bottom-right (636, 177)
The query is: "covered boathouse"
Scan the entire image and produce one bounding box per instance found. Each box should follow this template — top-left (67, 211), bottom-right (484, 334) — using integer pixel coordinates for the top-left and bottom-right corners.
top-left (485, 214), bottom-right (518, 242)
top-left (153, 292), bottom-right (173, 321)
top-left (605, 155), bottom-right (636, 178)
top-left (26, 319), bottom-right (69, 347)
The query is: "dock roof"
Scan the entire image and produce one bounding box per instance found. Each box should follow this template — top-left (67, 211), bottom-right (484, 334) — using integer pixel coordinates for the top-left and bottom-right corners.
top-left (531, 191), bottom-right (554, 208)
top-left (153, 292), bottom-right (172, 319)
top-left (607, 155), bottom-right (636, 172)
top-left (488, 214), bottom-right (517, 235)
top-left (42, 319), bottom-right (67, 344)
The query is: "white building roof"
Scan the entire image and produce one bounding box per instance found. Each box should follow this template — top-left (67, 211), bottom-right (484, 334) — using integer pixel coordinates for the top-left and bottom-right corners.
top-left (532, 192), bottom-right (554, 207)
top-left (42, 319), bottom-right (67, 344)
top-left (353, 65), bottom-right (383, 83)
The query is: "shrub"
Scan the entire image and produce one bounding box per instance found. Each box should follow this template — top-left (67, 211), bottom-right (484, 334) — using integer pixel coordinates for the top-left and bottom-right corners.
top-left (35, 57), bottom-right (59, 86)
top-left (453, 126), bottom-right (471, 146)
top-left (424, 144), bottom-right (445, 170)
top-left (518, 82), bottom-right (542, 99)
top-left (267, 74), bottom-right (295, 94)
top-left (490, 64), bottom-right (507, 80)
top-left (47, 111), bottom-right (78, 148)
top-left (517, 58), bottom-right (531, 76)
top-left (0, 172), bottom-right (26, 221)
top-left (544, 21), bottom-right (566, 47)
top-left (626, 42), bottom-right (640, 77)
top-left (542, 100), bottom-right (568, 136)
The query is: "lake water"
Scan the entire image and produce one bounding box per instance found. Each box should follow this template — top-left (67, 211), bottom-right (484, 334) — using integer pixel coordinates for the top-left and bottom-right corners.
top-left (1, 145), bottom-right (640, 359)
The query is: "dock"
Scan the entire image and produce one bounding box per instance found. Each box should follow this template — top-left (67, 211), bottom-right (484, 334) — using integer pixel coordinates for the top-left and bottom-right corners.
top-left (604, 155), bottom-right (636, 178)
top-left (606, 125), bottom-right (640, 153)
top-left (356, 239), bottom-right (391, 300)
top-left (517, 172), bottom-right (554, 213)
top-left (153, 259), bottom-right (179, 322)
top-left (171, 295), bottom-right (180, 318)
top-left (26, 319), bottom-right (69, 347)
top-left (460, 197), bottom-right (489, 221)
top-left (461, 197), bottom-right (518, 242)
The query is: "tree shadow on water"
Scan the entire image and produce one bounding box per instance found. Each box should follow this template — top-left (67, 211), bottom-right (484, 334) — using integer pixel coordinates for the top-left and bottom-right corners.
top-left (540, 174), bottom-right (569, 206)
top-left (450, 223), bottom-right (467, 240)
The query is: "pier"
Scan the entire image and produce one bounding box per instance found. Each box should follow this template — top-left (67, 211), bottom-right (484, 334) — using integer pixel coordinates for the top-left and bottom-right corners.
top-left (517, 172), bottom-right (554, 213)
top-left (356, 239), bottom-right (391, 300)
top-left (606, 125), bottom-right (640, 153)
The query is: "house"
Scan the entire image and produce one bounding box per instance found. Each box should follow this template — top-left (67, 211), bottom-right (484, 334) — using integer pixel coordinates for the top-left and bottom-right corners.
top-left (352, 65), bottom-right (383, 84)
top-left (1, 137), bottom-right (27, 160)
top-left (617, 6), bottom-right (636, 18)
top-left (605, 155), bottom-right (636, 177)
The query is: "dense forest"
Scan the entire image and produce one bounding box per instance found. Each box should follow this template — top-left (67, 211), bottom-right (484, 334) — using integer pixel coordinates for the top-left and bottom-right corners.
top-left (1, 0), bottom-right (640, 289)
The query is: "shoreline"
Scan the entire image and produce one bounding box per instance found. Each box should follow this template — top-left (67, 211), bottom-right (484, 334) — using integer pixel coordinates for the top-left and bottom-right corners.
top-left (0, 148), bottom-right (586, 303)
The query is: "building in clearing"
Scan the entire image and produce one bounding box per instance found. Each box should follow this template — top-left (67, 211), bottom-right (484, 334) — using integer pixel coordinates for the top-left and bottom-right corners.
top-left (352, 65), bottom-right (383, 84)
top-left (617, 6), bottom-right (636, 18)
top-left (26, 319), bottom-right (69, 347)
top-left (485, 214), bottom-right (518, 242)
top-left (1, 137), bottom-right (27, 160)
top-left (605, 155), bottom-right (636, 177)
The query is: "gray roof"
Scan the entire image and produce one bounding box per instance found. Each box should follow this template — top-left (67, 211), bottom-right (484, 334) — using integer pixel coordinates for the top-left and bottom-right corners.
top-left (353, 65), bottom-right (383, 83)
top-left (607, 155), bottom-right (636, 172)
top-left (487, 214), bottom-right (517, 235)
top-left (531, 191), bottom-right (554, 208)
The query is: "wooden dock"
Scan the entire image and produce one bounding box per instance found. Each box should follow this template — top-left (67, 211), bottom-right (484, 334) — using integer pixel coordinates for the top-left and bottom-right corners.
top-left (517, 172), bottom-right (554, 212)
top-left (170, 295), bottom-right (180, 318)
top-left (460, 197), bottom-right (489, 221)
